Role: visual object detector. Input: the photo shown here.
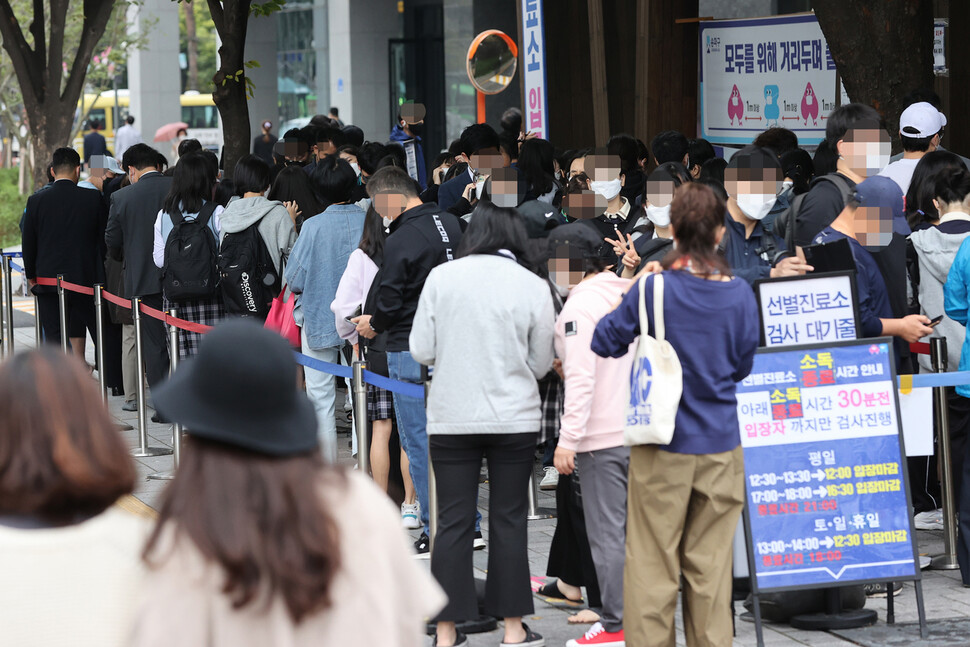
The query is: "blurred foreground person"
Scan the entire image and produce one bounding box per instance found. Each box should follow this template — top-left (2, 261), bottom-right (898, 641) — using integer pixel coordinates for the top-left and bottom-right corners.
top-left (130, 321), bottom-right (444, 646)
top-left (0, 349), bottom-right (144, 646)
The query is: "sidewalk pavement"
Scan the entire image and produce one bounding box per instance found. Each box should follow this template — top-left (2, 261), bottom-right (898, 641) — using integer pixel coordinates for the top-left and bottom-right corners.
top-left (9, 314), bottom-right (970, 646)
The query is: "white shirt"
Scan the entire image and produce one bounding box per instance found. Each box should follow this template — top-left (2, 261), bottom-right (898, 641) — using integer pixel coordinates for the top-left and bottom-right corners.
top-left (878, 157), bottom-right (920, 195)
top-left (114, 124), bottom-right (142, 159)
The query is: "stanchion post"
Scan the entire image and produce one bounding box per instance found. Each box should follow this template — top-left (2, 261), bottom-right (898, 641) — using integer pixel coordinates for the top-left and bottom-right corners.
top-left (353, 359), bottom-right (370, 476)
top-left (130, 296), bottom-right (171, 458)
top-left (149, 308), bottom-right (181, 479)
top-left (930, 337), bottom-right (959, 570)
top-left (2, 255), bottom-right (13, 357)
top-left (0, 254), bottom-right (7, 357)
top-left (56, 274), bottom-right (68, 352)
top-left (93, 285), bottom-right (106, 401)
top-left (526, 466), bottom-right (554, 520)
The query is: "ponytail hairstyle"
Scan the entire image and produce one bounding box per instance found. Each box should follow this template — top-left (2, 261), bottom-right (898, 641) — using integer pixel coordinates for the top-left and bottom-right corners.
top-left (934, 166), bottom-right (970, 210)
top-left (663, 183), bottom-right (732, 278)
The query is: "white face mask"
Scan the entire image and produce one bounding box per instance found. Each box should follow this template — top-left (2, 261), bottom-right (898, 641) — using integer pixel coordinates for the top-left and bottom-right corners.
top-left (645, 203), bottom-right (671, 228)
top-left (350, 162), bottom-right (360, 176)
top-left (382, 216), bottom-right (393, 228)
top-left (864, 142), bottom-right (892, 176)
top-left (590, 178), bottom-right (622, 201)
top-left (736, 193), bottom-right (777, 221)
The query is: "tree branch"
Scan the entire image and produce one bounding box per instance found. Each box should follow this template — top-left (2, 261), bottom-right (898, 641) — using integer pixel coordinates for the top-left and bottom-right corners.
top-left (46, 0), bottom-right (70, 99)
top-left (61, 0), bottom-right (117, 103)
top-left (205, 0), bottom-right (226, 37)
top-left (0, 0), bottom-right (41, 102)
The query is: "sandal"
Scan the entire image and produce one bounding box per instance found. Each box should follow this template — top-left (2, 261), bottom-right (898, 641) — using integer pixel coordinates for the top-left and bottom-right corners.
top-left (500, 623), bottom-right (544, 646)
top-left (533, 581), bottom-right (584, 609)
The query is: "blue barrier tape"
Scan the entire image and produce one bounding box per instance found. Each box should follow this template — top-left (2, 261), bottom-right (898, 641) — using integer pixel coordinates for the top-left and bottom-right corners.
top-left (8, 260), bottom-right (23, 273)
top-left (292, 351), bottom-right (353, 379)
top-left (363, 369), bottom-right (425, 399)
top-left (290, 352), bottom-right (427, 398)
top-left (1, 251), bottom-right (22, 258)
top-left (905, 371), bottom-right (970, 389)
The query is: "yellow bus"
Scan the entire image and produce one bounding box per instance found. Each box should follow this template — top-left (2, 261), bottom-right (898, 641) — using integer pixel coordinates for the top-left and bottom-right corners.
top-left (73, 90), bottom-right (224, 153)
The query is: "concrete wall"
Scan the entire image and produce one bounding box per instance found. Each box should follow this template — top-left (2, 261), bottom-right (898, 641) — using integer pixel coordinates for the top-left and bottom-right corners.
top-left (127, 0), bottom-right (181, 161)
top-left (328, 0), bottom-right (400, 139)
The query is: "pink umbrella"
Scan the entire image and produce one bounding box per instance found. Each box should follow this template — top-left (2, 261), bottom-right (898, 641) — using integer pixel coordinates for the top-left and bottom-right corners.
top-left (154, 121), bottom-right (190, 142)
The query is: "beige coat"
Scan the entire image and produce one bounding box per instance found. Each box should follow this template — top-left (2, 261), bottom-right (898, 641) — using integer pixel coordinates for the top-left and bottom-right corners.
top-left (129, 472), bottom-right (445, 647)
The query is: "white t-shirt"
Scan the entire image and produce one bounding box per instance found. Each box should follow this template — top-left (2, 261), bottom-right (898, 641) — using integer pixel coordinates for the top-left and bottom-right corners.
top-left (878, 157), bottom-right (920, 195)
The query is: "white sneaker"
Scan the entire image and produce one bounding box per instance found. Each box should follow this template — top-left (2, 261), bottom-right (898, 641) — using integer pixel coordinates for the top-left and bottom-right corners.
top-left (401, 502), bottom-right (421, 529)
top-left (539, 466), bottom-right (559, 490)
top-left (914, 509), bottom-right (944, 531)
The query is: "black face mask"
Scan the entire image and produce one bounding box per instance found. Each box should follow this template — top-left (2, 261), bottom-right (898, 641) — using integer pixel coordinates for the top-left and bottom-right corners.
top-left (408, 122), bottom-right (424, 137)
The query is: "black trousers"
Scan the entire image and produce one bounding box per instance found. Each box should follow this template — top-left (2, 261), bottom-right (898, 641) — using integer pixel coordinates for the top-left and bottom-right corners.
top-left (139, 293), bottom-right (170, 387)
top-left (430, 432), bottom-right (537, 621)
top-left (546, 466), bottom-right (602, 609)
top-left (36, 292), bottom-right (96, 348)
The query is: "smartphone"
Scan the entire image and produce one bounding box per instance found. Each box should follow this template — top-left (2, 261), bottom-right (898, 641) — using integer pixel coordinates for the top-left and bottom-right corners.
top-left (928, 315), bottom-right (944, 328)
top-left (345, 305), bottom-right (362, 325)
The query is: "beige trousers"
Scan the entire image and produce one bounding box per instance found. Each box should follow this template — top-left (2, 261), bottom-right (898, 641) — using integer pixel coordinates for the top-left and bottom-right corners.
top-left (624, 444), bottom-right (745, 647)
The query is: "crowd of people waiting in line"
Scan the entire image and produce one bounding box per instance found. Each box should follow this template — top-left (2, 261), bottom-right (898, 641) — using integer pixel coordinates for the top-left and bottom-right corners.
top-left (8, 88), bottom-right (970, 646)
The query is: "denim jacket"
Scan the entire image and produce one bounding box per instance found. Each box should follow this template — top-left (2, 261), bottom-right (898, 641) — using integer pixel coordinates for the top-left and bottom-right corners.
top-left (285, 203), bottom-right (365, 350)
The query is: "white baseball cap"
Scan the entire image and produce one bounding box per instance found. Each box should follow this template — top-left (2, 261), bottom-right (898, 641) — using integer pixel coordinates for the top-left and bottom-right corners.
top-left (900, 102), bottom-right (947, 139)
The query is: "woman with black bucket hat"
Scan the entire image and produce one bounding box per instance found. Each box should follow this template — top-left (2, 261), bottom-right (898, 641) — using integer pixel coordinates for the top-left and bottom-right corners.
top-left (129, 320), bottom-right (444, 646)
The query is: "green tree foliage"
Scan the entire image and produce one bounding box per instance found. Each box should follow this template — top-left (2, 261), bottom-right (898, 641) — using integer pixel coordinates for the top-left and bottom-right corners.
top-left (179, 0), bottom-right (217, 92)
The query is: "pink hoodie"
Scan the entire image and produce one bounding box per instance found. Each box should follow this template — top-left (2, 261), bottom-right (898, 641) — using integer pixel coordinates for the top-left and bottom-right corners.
top-left (554, 272), bottom-right (637, 453)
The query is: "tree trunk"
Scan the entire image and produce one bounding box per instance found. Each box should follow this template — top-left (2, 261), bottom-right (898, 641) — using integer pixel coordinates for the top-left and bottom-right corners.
top-left (0, 0), bottom-right (115, 189)
top-left (813, 0), bottom-right (934, 152)
top-left (184, 0), bottom-right (200, 92)
top-left (207, 0), bottom-right (252, 180)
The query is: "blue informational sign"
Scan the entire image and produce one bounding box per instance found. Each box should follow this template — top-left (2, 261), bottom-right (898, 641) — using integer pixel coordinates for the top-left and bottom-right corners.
top-left (737, 339), bottom-right (919, 591)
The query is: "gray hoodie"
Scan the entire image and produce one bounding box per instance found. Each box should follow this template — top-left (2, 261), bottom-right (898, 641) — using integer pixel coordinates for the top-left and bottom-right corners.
top-left (910, 215), bottom-right (970, 371)
top-left (218, 196), bottom-right (297, 276)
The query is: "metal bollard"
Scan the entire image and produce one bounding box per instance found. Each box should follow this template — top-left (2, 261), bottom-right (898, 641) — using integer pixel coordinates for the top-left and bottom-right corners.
top-left (527, 468), bottom-right (554, 520)
top-left (353, 359), bottom-right (370, 476)
top-left (56, 275), bottom-right (68, 352)
top-left (2, 255), bottom-right (13, 357)
top-left (93, 285), bottom-right (106, 401)
top-left (930, 337), bottom-right (959, 570)
top-left (33, 293), bottom-right (41, 346)
top-left (149, 308), bottom-right (182, 479)
top-left (130, 297), bottom-right (171, 458)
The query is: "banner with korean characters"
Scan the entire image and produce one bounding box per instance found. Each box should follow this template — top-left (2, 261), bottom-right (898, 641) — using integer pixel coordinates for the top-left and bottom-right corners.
top-left (699, 13), bottom-right (849, 146)
top-left (736, 338), bottom-right (920, 591)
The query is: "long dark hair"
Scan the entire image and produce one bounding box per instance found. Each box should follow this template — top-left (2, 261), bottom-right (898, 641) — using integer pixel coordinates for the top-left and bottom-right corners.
top-left (518, 138), bottom-right (556, 196)
top-left (663, 183), bottom-right (731, 278)
top-left (906, 150), bottom-right (965, 228)
top-left (457, 201), bottom-right (536, 272)
top-left (162, 152), bottom-right (215, 217)
top-left (358, 204), bottom-right (386, 262)
top-left (268, 166), bottom-right (325, 233)
top-left (144, 438), bottom-right (343, 623)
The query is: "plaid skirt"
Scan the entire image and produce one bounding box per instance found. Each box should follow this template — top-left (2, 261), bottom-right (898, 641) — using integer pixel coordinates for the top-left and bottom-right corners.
top-left (163, 295), bottom-right (226, 359)
top-left (367, 383), bottom-right (394, 421)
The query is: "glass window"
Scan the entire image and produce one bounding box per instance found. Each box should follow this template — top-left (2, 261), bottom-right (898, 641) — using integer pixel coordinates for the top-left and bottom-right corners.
top-left (182, 105), bottom-right (219, 129)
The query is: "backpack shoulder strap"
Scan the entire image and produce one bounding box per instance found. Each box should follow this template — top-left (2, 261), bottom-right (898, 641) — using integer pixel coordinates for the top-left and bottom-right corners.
top-left (196, 201), bottom-right (217, 229)
top-left (814, 173), bottom-right (855, 207)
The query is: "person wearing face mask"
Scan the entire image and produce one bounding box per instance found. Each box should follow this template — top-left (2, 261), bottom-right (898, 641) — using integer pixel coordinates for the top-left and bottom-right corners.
top-left (580, 154), bottom-right (638, 258)
top-left (723, 146), bottom-right (812, 285)
top-left (794, 104), bottom-right (890, 247)
top-left (437, 124), bottom-right (508, 211)
top-left (389, 107), bottom-right (428, 190)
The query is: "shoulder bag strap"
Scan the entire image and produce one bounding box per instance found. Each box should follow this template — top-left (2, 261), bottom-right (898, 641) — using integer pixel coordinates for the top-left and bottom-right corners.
top-left (653, 273), bottom-right (665, 342)
top-left (638, 274), bottom-right (649, 338)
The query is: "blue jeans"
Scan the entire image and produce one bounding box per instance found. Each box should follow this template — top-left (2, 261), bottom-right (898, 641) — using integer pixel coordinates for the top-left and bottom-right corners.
top-left (387, 351), bottom-right (431, 534)
top-left (387, 350), bottom-right (480, 536)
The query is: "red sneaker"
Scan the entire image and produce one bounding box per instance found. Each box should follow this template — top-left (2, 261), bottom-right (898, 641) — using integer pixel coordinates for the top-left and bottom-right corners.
top-left (566, 622), bottom-right (625, 647)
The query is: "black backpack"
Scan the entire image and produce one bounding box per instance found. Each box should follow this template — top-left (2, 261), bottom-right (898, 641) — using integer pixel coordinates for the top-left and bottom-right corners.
top-left (162, 203), bottom-right (219, 302)
top-left (774, 174), bottom-right (855, 253)
top-left (217, 221), bottom-right (281, 319)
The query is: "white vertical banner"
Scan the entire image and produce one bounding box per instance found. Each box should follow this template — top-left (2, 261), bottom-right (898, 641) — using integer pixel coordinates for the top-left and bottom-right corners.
top-left (521, 0), bottom-right (548, 139)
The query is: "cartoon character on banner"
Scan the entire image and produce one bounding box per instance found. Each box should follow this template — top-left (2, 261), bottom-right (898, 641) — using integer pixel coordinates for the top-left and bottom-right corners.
top-left (802, 82), bottom-right (819, 126)
top-left (728, 84), bottom-right (744, 125)
top-left (764, 85), bottom-right (780, 127)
